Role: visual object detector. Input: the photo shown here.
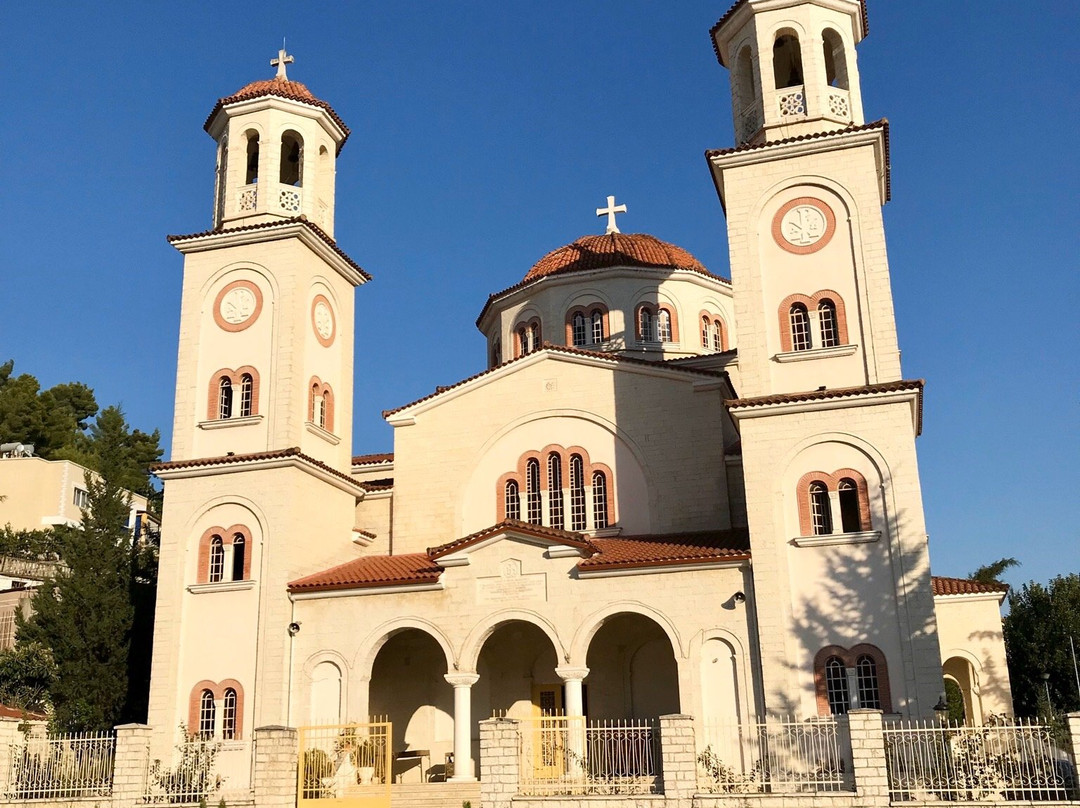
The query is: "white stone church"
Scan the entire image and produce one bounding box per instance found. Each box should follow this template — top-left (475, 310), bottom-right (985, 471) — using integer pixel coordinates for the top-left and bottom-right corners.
top-left (146, 0), bottom-right (1012, 790)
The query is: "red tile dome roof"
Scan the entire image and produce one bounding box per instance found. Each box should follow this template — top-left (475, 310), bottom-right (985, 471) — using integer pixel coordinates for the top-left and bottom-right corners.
top-left (523, 233), bottom-right (715, 282)
top-left (203, 76), bottom-right (350, 149)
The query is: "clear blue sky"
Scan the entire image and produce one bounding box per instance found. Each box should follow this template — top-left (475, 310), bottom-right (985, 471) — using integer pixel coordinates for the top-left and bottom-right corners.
top-left (2, 2), bottom-right (1076, 589)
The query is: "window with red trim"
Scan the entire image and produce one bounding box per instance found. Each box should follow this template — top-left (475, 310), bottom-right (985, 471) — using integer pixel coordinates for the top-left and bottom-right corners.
top-left (498, 447), bottom-right (613, 531)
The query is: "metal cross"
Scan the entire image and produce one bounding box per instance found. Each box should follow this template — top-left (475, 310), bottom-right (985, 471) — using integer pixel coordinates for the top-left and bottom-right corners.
top-left (271, 48), bottom-right (295, 80)
top-left (596, 195), bottom-right (627, 234)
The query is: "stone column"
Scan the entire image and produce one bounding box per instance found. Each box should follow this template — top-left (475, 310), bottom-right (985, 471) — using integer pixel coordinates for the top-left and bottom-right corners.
top-left (111, 723), bottom-right (151, 808)
top-left (479, 717), bottom-right (519, 808)
top-left (445, 672), bottom-right (479, 782)
top-left (846, 708), bottom-right (890, 808)
top-left (253, 725), bottom-right (298, 808)
top-left (1065, 712), bottom-right (1080, 799)
top-left (659, 713), bottom-right (697, 808)
top-left (556, 666), bottom-right (589, 777)
top-left (0, 718), bottom-right (24, 794)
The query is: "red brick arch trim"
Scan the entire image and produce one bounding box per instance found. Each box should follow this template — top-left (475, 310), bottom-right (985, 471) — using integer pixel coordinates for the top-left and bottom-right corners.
top-left (634, 303), bottom-right (680, 343)
top-left (813, 643), bottom-right (892, 716)
top-left (196, 525), bottom-right (253, 583)
top-left (589, 461), bottom-right (616, 526)
top-left (496, 445), bottom-right (616, 527)
top-left (187, 679), bottom-right (246, 739)
top-left (564, 304), bottom-right (611, 346)
top-left (777, 291), bottom-right (849, 352)
top-left (206, 366), bottom-right (261, 420)
top-left (514, 317), bottom-right (543, 358)
top-left (213, 279), bottom-right (264, 333)
top-left (796, 469), bottom-right (871, 537)
top-left (698, 310), bottom-right (730, 352)
top-left (311, 294), bottom-right (337, 348)
top-left (308, 376), bottom-right (335, 433)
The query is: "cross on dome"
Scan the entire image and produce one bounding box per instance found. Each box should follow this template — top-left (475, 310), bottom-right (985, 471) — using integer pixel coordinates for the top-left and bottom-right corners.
top-left (596, 195), bottom-right (628, 234)
top-left (271, 47), bottom-right (295, 80)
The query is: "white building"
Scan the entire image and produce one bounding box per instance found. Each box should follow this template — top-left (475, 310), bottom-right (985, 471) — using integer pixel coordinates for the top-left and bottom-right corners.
top-left (146, 0), bottom-right (1011, 792)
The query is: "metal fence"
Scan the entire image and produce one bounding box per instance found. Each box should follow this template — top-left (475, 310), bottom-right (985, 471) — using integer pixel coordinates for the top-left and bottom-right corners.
top-left (6, 731), bottom-right (115, 799)
top-left (144, 737), bottom-right (251, 803)
top-left (518, 717), bottom-right (659, 796)
top-left (884, 718), bottom-right (1072, 802)
top-left (297, 721), bottom-right (392, 806)
top-left (697, 719), bottom-right (848, 794)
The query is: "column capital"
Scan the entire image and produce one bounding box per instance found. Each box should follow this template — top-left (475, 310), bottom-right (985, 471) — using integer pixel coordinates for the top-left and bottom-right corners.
top-left (555, 665), bottom-right (590, 682)
top-left (445, 672), bottom-right (480, 688)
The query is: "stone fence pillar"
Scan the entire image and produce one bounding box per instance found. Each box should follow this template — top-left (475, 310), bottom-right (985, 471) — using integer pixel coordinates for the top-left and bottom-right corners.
top-left (847, 708), bottom-right (890, 808)
top-left (1065, 712), bottom-right (1080, 798)
top-left (253, 725), bottom-right (298, 808)
top-left (658, 713), bottom-right (696, 808)
top-left (111, 723), bottom-right (151, 808)
top-left (479, 717), bottom-right (519, 808)
top-left (0, 718), bottom-right (24, 795)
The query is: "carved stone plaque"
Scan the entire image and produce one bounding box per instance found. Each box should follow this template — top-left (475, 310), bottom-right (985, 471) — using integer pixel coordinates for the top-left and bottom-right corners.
top-left (477, 558), bottom-right (547, 604)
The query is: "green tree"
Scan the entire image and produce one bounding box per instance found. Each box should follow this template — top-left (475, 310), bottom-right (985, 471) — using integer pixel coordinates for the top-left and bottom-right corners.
top-left (968, 557), bottom-right (1020, 584)
top-left (0, 360), bottom-right (98, 458)
top-left (0, 642), bottom-right (57, 713)
top-left (1003, 573), bottom-right (1080, 718)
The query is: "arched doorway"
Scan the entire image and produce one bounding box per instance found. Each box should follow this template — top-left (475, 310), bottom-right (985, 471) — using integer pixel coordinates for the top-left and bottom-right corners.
top-left (585, 612), bottom-right (680, 719)
top-left (943, 656), bottom-right (980, 725)
top-left (369, 629), bottom-right (452, 781)
top-left (473, 621), bottom-right (561, 719)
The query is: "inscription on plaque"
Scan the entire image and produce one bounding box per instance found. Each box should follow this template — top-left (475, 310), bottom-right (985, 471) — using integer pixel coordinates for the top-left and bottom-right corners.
top-left (477, 558), bottom-right (547, 604)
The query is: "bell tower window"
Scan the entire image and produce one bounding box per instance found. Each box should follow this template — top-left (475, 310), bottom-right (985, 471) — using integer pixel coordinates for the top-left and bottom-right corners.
top-left (245, 132), bottom-right (260, 184)
top-left (280, 132), bottom-right (303, 187)
top-left (773, 34), bottom-right (804, 88)
top-left (822, 29), bottom-right (849, 90)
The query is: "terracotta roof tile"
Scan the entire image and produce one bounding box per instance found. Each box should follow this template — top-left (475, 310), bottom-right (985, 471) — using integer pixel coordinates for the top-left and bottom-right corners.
top-left (289, 553), bottom-right (441, 593)
top-left (167, 217), bottom-right (370, 281)
top-left (204, 77), bottom-right (350, 152)
top-left (427, 520), bottom-right (596, 559)
top-left (727, 379), bottom-right (922, 428)
top-left (382, 344), bottom-right (729, 418)
top-left (358, 478), bottom-right (393, 492)
top-left (352, 453), bottom-right (393, 466)
top-left (580, 530), bottom-right (751, 571)
top-left (709, 1), bottom-right (868, 65)
top-left (931, 576), bottom-right (1009, 597)
top-left (151, 447), bottom-right (364, 491)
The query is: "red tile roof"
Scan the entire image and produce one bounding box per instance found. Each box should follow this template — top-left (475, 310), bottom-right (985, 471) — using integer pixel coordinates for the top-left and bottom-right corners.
top-left (151, 447), bottom-right (365, 491)
top-left (352, 453), bottom-right (394, 466)
top-left (726, 379), bottom-right (923, 432)
top-left (931, 576), bottom-right (1009, 597)
top-left (427, 520), bottom-right (596, 559)
top-left (709, 0), bottom-right (868, 65)
top-left (382, 343), bottom-right (729, 418)
top-left (290, 553), bottom-right (442, 593)
top-left (581, 531), bottom-right (751, 571)
top-left (167, 217), bottom-right (370, 281)
top-left (358, 478), bottom-right (393, 492)
top-left (204, 77), bottom-right (351, 151)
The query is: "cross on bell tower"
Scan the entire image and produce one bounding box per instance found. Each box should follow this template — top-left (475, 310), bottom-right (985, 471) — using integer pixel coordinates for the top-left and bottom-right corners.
top-left (271, 47), bottom-right (294, 80)
top-left (596, 195), bottom-right (627, 235)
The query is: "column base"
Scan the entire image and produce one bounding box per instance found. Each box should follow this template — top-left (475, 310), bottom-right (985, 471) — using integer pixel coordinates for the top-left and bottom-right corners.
top-left (448, 774), bottom-right (478, 783)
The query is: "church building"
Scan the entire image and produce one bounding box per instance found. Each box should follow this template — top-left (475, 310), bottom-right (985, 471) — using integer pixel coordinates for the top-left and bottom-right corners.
top-left (146, 0), bottom-right (1011, 791)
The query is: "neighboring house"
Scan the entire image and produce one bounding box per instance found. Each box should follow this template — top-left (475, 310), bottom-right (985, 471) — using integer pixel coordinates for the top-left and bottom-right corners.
top-left (145, 0), bottom-right (1013, 794)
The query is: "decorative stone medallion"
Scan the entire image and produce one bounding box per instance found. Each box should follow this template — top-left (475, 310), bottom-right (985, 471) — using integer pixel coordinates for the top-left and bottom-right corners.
top-left (213, 280), bottom-right (263, 332)
top-left (311, 294), bottom-right (336, 347)
top-left (772, 197), bottom-right (837, 255)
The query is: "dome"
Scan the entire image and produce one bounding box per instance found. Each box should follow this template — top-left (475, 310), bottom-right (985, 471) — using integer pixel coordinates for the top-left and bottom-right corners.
top-left (523, 233), bottom-right (713, 282)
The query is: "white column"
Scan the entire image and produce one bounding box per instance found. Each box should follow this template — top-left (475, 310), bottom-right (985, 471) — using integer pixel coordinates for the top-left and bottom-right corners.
top-left (445, 673), bottom-right (479, 782)
top-left (556, 666), bottom-right (589, 718)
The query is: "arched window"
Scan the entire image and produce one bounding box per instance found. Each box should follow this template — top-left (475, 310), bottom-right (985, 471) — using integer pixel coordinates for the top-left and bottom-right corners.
top-left (312, 383), bottom-right (324, 426)
top-left (231, 535), bottom-right (246, 582)
top-left (822, 29), bottom-right (849, 90)
top-left (818, 300), bottom-right (839, 348)
top-left (208, 536), bottom-right (225, 583)
top-left (657, 309), bottom-right (672, 342)
top-left (809, 482), bottom-right (832, 535)
top-left (790, 304), bottom-right (812, 351)
top-left (701, 316), bottom-right (711, 349)
top-left (592, 471), bottom-right (608, 529)
top-left (198, 689), bottom-right (216, 738)
top-left (280, 131), bottom-right (303, 186)
top-left (572, 312), bottom-right (587, 347)
top-left (712, 320), bottom-right (724, 352)
top-left (504, 480), bottom-right (520, 521)
top-left (239, 373), bottom-right (254, 417)
top-left (824, 657), bottom-right (849, 715)
top-left (530, 322), bottom-right (540, 352)
top-left (735, 45), bottom-right (756, 110)
top-left (491, 339), bottom-right (502, 367)
top-left (856, 655), bottom-right (882, 709)
top-left (773, 34), bottom-right (804, 88)
top-left (638, 307), bottom-right (655, 342)
top-left (838, 479), bottom-right (861, 533)
top-left (218, 377), bottom-right (233, 419)
top-left (517, 320), bottom-right (541, 356)
top-left (570, 455), bottom-right (586, 531)
top-left (245, 132), bottom-right (259, 184)
top-left (548, 453), bottom-right (564, 528)
top-left (222, 688), bottom-right (238, 740)
top-left (590, 309), bottom-right (605, 344)
top-left (525, 459), bottom-right (542, 525)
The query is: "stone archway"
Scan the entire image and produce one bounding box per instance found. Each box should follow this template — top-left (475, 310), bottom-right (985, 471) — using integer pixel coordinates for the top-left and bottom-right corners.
top-left (943, 655), bottom-right (981, 725)
top-left (585, 612), bottom-right (680, 719)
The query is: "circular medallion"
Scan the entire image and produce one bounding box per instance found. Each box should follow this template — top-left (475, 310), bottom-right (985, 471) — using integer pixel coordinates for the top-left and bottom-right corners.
top-left (772, 197), bottom-right (837, 255)
top-left (311, 295), bottom-right (336, 347)
top-left (213, 280), bottom-right (263, 332)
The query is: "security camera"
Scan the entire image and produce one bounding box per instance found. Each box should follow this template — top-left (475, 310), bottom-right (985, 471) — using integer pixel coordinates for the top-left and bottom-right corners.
top-left (288, 622), bottom-right (301, 636)
top-left (733, 591), bottom-right (746, 603)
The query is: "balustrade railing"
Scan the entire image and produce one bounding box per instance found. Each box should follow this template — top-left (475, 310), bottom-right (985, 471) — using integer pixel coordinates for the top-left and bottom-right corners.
top-left (697, 718), bottom-right (848, 794)
top-left (237, 183), bottom-right (257, 212)
top-left (6, 730), bottom-right (115, 799)
top-left (826, 88), bottom-right (852, 123)
top-left (518, 717), bottom-right (659, 796)
top-left (737, 100), bottom-right (763, 144)
top-left (777, 85), bottom-right (806, 118)
top-left (884, 718), bottom-right (1071, 802)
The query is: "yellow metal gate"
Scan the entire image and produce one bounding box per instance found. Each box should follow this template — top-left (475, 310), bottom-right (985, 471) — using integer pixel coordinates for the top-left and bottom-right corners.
top-left (298, 722), bottom-right (392, 808)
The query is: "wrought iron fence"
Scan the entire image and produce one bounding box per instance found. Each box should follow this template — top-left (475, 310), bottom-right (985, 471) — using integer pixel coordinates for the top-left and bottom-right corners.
top-left (518, 717), bottom-right (659, 796)
top-left (297, 721), bottom-right (392, 804)
top-left (6, 731), bottom-right (115, 799)
top-left (697, 719), bottom-right (848, 794)
top-left (144, 736), bottom-right (251, 803)
top-left (884, 718), bottom-right (1072, 802)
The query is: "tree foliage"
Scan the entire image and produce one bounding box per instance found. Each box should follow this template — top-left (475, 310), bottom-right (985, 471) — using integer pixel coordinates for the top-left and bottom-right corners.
top-left (1003, 573), bottom-right (1080, 718)
top-left (0, 642), bottom-right (57, 713)
top-left (968, 557), bottom-right (1020, 584)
